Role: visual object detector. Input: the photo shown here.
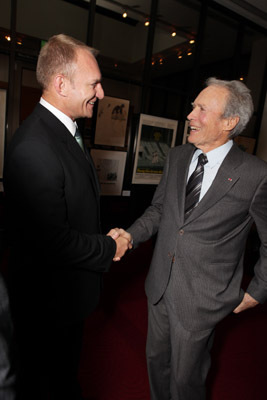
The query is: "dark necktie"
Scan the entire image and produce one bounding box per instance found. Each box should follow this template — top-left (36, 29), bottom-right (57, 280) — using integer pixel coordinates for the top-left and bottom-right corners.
top-left (74, 128), bottom-right (85, 152)
top-left (185, 153), bottom-right (208, 218)
top-left (74, 128), bottom-right (100, 194)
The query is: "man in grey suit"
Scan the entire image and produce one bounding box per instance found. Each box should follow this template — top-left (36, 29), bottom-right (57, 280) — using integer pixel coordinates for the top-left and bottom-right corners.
top-left (111, 78), bottom-right (267, 399)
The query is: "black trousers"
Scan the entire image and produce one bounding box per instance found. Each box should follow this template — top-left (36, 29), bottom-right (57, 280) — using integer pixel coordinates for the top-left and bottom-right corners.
top-left (15, 315), bottom-right (84, 400)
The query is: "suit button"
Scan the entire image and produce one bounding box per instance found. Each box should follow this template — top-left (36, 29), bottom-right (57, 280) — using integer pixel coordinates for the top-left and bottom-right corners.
top-left (168, 253), bottom-right (175, 263)
top-left (179, 229), bottom-right (184, 235)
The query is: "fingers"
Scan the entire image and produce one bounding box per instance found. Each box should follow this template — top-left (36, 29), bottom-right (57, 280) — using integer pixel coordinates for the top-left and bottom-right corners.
top-left (113, 236), bottom-right (131, 261)
top-left (107, 227), bottom-right (133, 261)
top-left (106, 228), bottom-right (120, 240)
top-left (118, 229), bottom-right (132, 249)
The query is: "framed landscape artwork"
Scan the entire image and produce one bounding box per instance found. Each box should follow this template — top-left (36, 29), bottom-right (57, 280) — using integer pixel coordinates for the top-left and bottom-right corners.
top-left (132, 114), bottom-right (178, 185)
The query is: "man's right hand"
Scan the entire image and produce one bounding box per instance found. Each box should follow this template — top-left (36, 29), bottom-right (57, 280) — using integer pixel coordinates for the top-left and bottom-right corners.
top-left (107, 228), bottom-right (133, 261)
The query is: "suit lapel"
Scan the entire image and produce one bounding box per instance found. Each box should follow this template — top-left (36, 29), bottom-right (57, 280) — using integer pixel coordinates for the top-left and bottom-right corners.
top-left (35, 103), bottom-right (100, 198)
top-left (183, 143), bottom-right (244, 225)
top-left (66, 128), bottom-right (100, 198)
top-left (84, 147), bottom-right (101, 195)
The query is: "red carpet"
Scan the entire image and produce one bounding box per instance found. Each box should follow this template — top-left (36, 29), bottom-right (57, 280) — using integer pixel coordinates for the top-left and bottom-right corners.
top-left (79, 241), bottom-right (152, 400)
top-left (79, 240), bottom-right (267, 400)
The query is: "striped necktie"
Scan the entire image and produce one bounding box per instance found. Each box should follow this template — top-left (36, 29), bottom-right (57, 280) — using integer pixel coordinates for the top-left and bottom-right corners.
top-left (185, 153), bottom-right (208, 218)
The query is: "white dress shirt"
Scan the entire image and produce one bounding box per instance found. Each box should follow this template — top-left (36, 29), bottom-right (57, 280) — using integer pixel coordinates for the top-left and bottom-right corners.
top-left (39, 97), bottom-right (77, 136)
top-left (187, 140), bottom-right (233, 201)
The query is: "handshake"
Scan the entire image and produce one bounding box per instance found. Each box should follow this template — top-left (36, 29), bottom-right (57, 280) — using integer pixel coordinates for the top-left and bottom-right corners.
top-left (107, 228), bottom-right (133, 262)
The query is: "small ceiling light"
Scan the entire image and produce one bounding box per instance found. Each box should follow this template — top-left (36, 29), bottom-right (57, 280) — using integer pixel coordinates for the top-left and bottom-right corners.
top-left (5, 35), bottom-right (11, 41)
top-left (159, 58), bottom-right (163, 65)
top-left (151, 59), bottom-right (155, 66)
top-left (178, 55), bottom-right (183, 59)
top-left (122, 11), bottom-right (127, 18)
top-left (144, 19), bottom-right (150, 27)
top-left (187, 51), bottom-right (192, 56)
top-left (17, 40), bottom-right (22, 45)
top-left (171, 31), bottom-right (177, 37)
top-left (240, 76), bottom-right (244, 81)
top-left (189, 39), bottom-right (195, 44)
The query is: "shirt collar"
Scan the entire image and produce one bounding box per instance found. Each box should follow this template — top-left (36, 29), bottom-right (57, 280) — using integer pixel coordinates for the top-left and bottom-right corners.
top-left (193, 140), bottom-right (233, 168)
top-left (40, 97), bottom-right (77, 137)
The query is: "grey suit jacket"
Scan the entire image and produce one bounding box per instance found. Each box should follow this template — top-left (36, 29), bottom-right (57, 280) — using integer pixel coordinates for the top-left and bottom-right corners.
top-left (128, 143), bottom-right (267, 331)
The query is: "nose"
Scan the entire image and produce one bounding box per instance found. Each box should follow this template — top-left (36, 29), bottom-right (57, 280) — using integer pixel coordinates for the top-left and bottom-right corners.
top-left (187, 110), bottom-right (193, 120)
top-left (96, 83), bottom-right (104, 100)
top-left (187, 108), bottom-right (196, 121)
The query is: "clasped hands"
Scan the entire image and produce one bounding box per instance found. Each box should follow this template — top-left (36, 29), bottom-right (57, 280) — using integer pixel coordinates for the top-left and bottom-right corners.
top-left (107, 228), bottom-right (132, 261)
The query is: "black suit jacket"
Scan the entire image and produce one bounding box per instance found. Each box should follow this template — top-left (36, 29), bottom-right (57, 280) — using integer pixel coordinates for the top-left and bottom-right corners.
top-left (4, 104), bottom-right (116, 325)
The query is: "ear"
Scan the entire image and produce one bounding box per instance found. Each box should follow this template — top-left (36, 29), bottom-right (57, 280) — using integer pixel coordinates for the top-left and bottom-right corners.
top-left (53, 74), bottom-right (68, 97)
top-left (224, 116), bottom-right (239, 132)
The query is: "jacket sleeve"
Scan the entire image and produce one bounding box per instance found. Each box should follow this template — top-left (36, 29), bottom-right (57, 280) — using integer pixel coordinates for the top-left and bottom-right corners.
top-left (4, 138), bottom-right (116, 272)
top-left (246, 175), bottom-right (267, 303)
top-left (128, 151), bottom-right (171, 246)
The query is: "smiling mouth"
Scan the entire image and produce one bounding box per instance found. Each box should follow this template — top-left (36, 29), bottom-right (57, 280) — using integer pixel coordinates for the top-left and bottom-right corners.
top-left (189, 126), bottom-right (199, 132)
top-left (86, 99), bottom-right (95, 106)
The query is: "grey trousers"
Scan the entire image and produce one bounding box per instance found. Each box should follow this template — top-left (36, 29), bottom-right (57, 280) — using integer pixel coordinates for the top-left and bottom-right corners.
top-left (0, 273), bottom-right (16, 400)
top-left (146, 295), bottom-right (214, 400)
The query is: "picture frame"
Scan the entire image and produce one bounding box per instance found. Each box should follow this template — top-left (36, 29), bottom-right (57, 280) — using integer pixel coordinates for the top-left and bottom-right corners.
top-left (132, 114), bottom-right (178, 185)
top-left (94, 96), bottom-right (130, 147)
top-left (0, 88), bottom-right (7, 180)
top-left (91, 149), bottom-right (127, 196)
top-left (182, 120), bottom-right (190, 144)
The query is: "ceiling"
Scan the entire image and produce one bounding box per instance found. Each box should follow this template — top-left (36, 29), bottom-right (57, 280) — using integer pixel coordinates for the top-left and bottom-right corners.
top-left (214, 0), bottom-right (267, 29)
top-left (80, 0), bottom-right (266, 80)
top-left (90, 0), bottom-right (267, 30)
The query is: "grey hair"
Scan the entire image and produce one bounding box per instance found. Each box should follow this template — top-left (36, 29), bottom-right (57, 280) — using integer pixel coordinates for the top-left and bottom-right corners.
top-left (36, 34), bottom-right (99, 91)
top-left (205, 77), bottom-right (254, 138)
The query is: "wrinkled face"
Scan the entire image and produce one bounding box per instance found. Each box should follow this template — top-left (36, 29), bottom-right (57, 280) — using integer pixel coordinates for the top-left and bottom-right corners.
top-left (187, 85), bottom-right (230, 152)
top-left (65, 49), bottom-right (104, 120)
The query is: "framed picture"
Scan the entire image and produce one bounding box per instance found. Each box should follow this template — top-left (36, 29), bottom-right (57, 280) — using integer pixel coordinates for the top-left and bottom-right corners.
top-left (0, 89), bottom-right (7, 179)
top-left (91, 149), bottom-right (127, 196)
top-left (94, 96), bottom-right (130, 147)
top-left (132, 114), bottom-right (178, 185)
top-left (182, 120), bottom-right (190, 144)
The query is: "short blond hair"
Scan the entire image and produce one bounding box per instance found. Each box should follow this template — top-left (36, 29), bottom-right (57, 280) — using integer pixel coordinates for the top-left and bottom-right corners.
top-left (36, 34), bottom-right (98, 90)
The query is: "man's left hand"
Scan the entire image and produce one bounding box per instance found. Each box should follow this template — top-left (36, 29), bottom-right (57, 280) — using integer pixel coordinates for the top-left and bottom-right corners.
top-left (233, 292), bottom-right (259, 313)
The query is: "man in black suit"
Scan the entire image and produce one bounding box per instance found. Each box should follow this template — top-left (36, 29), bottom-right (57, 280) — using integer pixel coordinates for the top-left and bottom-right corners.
top-left (4, 34), bottom-right (130, 400)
